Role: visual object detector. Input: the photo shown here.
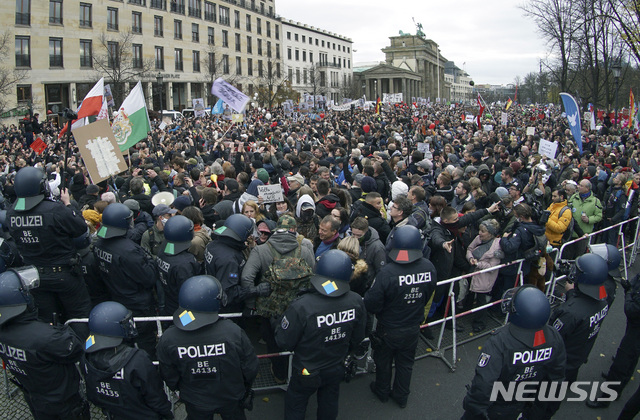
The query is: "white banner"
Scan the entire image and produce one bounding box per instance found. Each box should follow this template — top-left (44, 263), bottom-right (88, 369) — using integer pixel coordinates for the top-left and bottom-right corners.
top-left (192, 98), bottom-right (206, 117)
top-left (210, 78), bottom-right (249, 113)
top-left (501, 112), bottom-right (508, 126)
top-left (383, 93), bottom-right (403, 103)
top-left (539, 139), bottom-right (558, 158)
top-left (331, 99), bottom-right (360, 111)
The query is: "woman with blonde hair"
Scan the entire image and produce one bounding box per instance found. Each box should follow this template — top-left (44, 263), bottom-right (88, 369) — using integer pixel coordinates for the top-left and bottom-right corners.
top-left (242, 200), bottom-right (265, 222)
top-left (337, 236), bottom-right (369, 296)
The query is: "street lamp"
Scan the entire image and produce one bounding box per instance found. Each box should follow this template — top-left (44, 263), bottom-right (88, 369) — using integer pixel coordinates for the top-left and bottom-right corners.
top-left (156, 72), bottom-right (164, 122)
top-left (374, 80), bottom-right (378, 99)
top-left (612, 61), bottom-right (622, 127)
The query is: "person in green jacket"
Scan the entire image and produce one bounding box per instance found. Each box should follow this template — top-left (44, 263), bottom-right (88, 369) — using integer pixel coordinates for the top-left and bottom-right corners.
top-left (566, 179), bottom-right (603, 259)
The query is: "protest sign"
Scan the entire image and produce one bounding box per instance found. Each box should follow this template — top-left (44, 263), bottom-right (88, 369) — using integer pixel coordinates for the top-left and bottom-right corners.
top-left (539, 139), bottom-right (558, 158)
top-left (257, 184), bottom-right (284, 203)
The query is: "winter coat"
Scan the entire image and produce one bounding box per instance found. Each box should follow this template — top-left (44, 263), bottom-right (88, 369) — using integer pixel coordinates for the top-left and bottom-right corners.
top-left (567, 192), bottom-right (603, 237)
top-left (545, 200), bottom-right (572, 246)
top-left (466, 236), bottom-right (502, 293)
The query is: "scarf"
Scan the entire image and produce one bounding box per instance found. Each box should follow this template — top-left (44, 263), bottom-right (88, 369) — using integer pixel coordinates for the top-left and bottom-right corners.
top-left (472, 238), bottom-right (495, 260)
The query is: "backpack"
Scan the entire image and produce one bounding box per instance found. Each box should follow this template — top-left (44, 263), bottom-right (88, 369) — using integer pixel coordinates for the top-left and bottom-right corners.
top-left (523, 227), bottom-right (549, 262)
top-left (559, 206), bottom-right (575, 243)
top-left (255, 243), bottom-right (313, 318)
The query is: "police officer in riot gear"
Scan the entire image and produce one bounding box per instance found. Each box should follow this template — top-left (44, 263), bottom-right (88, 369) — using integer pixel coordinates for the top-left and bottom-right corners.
top-left (82, 301), bottom-right (174, 420)
top-left (74, 228), bottom-right (109, 308)
top-left (157, 215), bottom-right (202, 316)
top-left (93, 202), bottom-right (159, 357)
top-left (364, 225), bottom-right (437, 408)
top-left (0, 267), bottom-right (89, 420)
top-left (204, 214), bottom-right (265, 313)
top-left (6, 166), bottom-right (91, 335)
top-left (546, 252), bottom-right (610, 416)
top-left (589, 243), bottom-right (623, 307)
top-left (156, 275), bottom-right (259, 419)
top-left (274, 249), bottom-right (366, 420)
top-left (462, 285), bottom-right (566, 420)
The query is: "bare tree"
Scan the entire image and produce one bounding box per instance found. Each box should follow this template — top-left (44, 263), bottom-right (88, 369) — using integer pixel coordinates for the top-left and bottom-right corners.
top-left (0, 32), bottom-right (27, 114)
top-left (201, 44), bottom-right (240, 107)
top-left (607, 0), bottom-right (640, 66)
top-left (93, 31), bottom-right (154, 107)
top-left (302, 65), bottom-right (328, 109)
top-left (253, 56), bottom-right (289, 108)
top-left (339, 78), bottom-right (362, 102)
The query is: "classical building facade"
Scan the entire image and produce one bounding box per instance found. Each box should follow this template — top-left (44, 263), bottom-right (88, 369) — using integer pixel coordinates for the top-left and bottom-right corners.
top-left (445, 61), bottom-right (473, 104)
top-left (4, 0), bottom-right (283, 117)
top-left (354, 63), bottom-right (422, 103)
top-left (280, 19), bottom-right (353, 103)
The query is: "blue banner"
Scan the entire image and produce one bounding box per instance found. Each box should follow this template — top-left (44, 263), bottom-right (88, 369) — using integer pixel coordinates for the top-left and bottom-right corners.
top-left (211, 99), bottom-right (225, 115)
top-left (559, 93), bottom-right (583, 154)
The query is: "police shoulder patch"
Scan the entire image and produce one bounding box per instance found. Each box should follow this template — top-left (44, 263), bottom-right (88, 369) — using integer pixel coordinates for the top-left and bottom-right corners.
top-left (477, 352), bottom-right (491, 367)
top-left (552, 318), bottom-right (564, 331)
top-left (281, 316), bottom-right (290, 330)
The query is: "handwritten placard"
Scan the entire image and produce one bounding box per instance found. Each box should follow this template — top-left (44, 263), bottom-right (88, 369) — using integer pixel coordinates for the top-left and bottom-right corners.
top-left (526, 127), bottom-right (536, 136)
top-left (539, 139), bottom-right (558, 158)
top-left (257, 184), bottom-right (284, 204)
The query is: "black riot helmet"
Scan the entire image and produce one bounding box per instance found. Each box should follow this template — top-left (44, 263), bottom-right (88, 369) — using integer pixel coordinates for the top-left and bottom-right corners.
top-left (589, 244), bottom-right (622, 274)
top-left (162, 215), bottom-right (194, 255)
top-left (174, 275), bottom-right (225, 331)
top-left (13, 166), bottom-right (49, 211)
top-left (388, 225), bottom-right (423, 264)
top-left (574, 253), bottom-right (609, 300)
top-left (98, 203), bottom-right (133, 239)
top-left (213, 214), bottom-right (254, 242)
top-left (0, 266), bottom-right (40, 325)
top-left (310, 249), bottom-right (352, 297)
top-left (85, 301), bottom-right (138, 353)
top-left (502, 284), bottom-right (551, 330)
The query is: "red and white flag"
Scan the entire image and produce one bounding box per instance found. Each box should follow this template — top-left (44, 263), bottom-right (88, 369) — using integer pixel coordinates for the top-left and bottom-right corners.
top-left (59, 78), bottom-right (105, 138)
top-left (476, 94), bottom-right (485, 129)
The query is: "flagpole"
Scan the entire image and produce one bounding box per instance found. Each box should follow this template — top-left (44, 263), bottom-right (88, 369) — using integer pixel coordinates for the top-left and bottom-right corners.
top-left (221, 122), bottom-right (236, 139)
top-left (60, 108), bottom-right (78, 191)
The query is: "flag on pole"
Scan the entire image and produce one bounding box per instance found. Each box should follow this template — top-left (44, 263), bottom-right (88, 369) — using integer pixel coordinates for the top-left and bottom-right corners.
top-left (375, 97), bottom-right (381, 114)
top-left (58, 78), bottom-right (105, 138)
top-left (505, 98), bottom-right (513, 111)
top-left (211, 99), bottom-right (225, 114)
top-left (29, 137), bottom-right (47, 155)
top-left (210, 78), bottom-right (249, 113)
top-left (629, 89), bottom-right (635, 128)
top-left (112, 81), bottom-right (151, 152)
top-left (476, 94), bottom-right (485, 129)
top-left (588, 103), bottom-right (596, 131)
top-left (559, 92), bottom-right (583, 154)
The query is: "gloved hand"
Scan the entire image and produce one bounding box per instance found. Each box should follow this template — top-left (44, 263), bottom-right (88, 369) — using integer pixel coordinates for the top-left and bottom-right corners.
top-left (254, 282), bottom-right (271, 297)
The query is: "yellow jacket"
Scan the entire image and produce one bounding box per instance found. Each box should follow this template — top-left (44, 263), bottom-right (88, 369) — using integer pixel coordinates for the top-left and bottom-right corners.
top-left (545, 200), bottom-right (572, 246)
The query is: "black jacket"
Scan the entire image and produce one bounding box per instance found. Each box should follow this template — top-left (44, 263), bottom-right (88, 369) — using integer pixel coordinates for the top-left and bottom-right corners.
top-left (157, 319), bottom-right (258, 411)
top-left (315, 193), bottom-right (340, 219)
top-left (82, 345), bottom-right (173, 419)
top-left (157, 250), bottom-right (202, 316)
top-left (275, 290), bottom-right (366, 373)
top-left (204, 236), bottom-right (248, 312)
top-left (351, 200), bottom-right (391, 243)
top-left (499, 221), bottom-right (545, 276)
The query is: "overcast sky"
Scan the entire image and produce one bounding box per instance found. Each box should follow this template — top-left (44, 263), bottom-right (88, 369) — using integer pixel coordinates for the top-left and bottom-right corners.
top-left (275, 0), bottom-right (548, 86)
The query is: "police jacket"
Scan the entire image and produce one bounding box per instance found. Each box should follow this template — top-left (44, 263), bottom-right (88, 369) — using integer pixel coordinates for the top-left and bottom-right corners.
top-left (363, 258), bottom-right (437, 330)
top-left (0, 312), bottom-right (83, 408)
top-left (94, 236), bottom-right (158, 313)
top-left (7, 199), bottom-right (87, 267)
top-left (78, 246), bottom-right (109, 306)
top-left (275, 289), bottom-right (366, 373)
top-left (624, 275), bottom-right (640, 327)
top-left (205, 236), bottom-right (250, 312)
top-left (549, 288), bottom-right (609, 371)
top-left (82, 345), bottom-right (173, 420)
top-left (463, 324), bottom-right (566, 417)
top-left (157, 250), bottom-right (202, 316)
top-left (156, 319), bottom-right (258, 411)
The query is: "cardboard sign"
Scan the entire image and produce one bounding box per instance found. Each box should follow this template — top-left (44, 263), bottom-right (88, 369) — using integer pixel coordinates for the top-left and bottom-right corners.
top-left (539, 138), bottom-right (558, 158)
top-left (417, 143), bottom-right (430, 154)
top-left (257, 184), bottom-right (284, 204)
top-left (501, 112), bottom-right (508, 126)
top-left (526, 127), bottom-right (536, 136)
top-left (231, 113), bottom-right (244, 123)
top-left (72, 118), bottom-right (128, 184)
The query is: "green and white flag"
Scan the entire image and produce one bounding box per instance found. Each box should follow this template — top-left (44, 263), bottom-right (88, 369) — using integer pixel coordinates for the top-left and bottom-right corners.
top-left (112, 81), bottom-right (151, 152)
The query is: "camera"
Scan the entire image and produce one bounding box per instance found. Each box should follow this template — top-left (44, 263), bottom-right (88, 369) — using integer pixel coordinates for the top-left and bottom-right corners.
top-left (57, 108), bottom-right (78, 121)
top-left (555, 259), bottom-right (576, 283)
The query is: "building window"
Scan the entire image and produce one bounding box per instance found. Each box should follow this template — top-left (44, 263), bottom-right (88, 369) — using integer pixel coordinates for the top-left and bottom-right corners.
top-left (234, 10), bottom-right (240, 28)
top-left (309, 37), bottom-right (312, 45)
top-left (246, 15), bottom-right (251, 31)
top-left (276, 44), bottom-right (280, 59)
top-left (247, 57), bottom-right (253, 75)
top-left (275, 25), bottom-right (279, 40)
top-left (49, 0), bottom-right (62, 25)
top-left (295, 49), bottom-right (299, 61)
top-left (222, 30), bottom-right (228, 47)
top-left (133, 44), bottom-right (143, 68)
top-left (302, 50), bottom-right (306, 62)
top-left (15, 36), bottom-right (30, 67)
top-left (155, 46), bottom-right (164, 69)
top-left (193, 50), bottom-right (200, 72)
top-left (49, 37), bottom-right (63, 67)
top-left (222, 54), bottom-right (229, 74)
top-left (246, 36), bottom-right (252, 53)
top-left (235, 33), bottom-right (241, 52)
top-left (208, 27), bottom-right (214, 45)
top-left (294, 34), bottom-right (298, 42)
top-left (204, 1), bottom-right (215, 21)
top-left (188, 0), bottom-right (201, 18)
top-left (171, 0), bottom-right (185, 14)
top-left (266, 41), bottom-right (271, 58)
top-left (79, 3), bottom-right (92, 27)
top-left (286, 31), bottom-right (290, 40)
top-left (208, 52), bottom-right (215, 72)
top-left (315, 39), bottom-right (318, 46)
top-left (150, 0), bottom-right (165, 9)
top-left (276, 62), bottom-right (280, 78)
top-left (236, 57), bottom-right (241, 75)
top-left (175, 48), bottom-right (183, 71)
top-left (256, 18), bottom-right (261, 35)
top-left (129, 0), bottom-right (145, 5)
top-left (257, 39), bottom-right (262, 56)
top-left (287, 48), bottom-right (291, 60)
top-left (17, 85), bottom-right (32, 103)
top-left (266, 22), bottom-right (271, 37)
top-left (16, 0), bottom-right (30, 25)
top-left (107, 8), bottom-right (118, 31)
top-left (321, 40), bottom-right (324, 47)
top-left (219, 6), bottom-right (229, 25)
top-left (296, 69), bottom-right (300, 84)
top-left (107, 41), bottom-right (118, 68)
top-left (258, 60), bottom-right (263, 77)
top-left (132, 11), bottom-right (142, 33)
top-left (154, 16), bottom-right (163, 37)
top-left (192, 23), bottom-right (199, 42)
top-left (79, 39), bottom-right (92, 67)
top-left (288, 68), bottom-right (292, 81)
top-left (174, 20), bottom-right (182, 39)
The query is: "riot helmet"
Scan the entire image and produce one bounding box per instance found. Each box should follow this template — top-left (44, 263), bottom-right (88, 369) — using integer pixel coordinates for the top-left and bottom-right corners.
top-left (574, 253), bottom-right (609, 300)
top-left (310, 249), bottom-right (352, 297)
top-left (213, 214), bottom-right (254, 242)
top-left (388, 225), bottom-right (423, 264)
top-left (85, 301), bottom-right (138, 353)
top-left (98, 203), bottom-right (133, 239)
top-left (174, 275), bottom-right (224, 331)
top-left (162, 215), bottom-right (194, 255)
top-left (0, 266), bottom-right (40, 325)
top-left (13, 167), bottom-right (49, 211)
